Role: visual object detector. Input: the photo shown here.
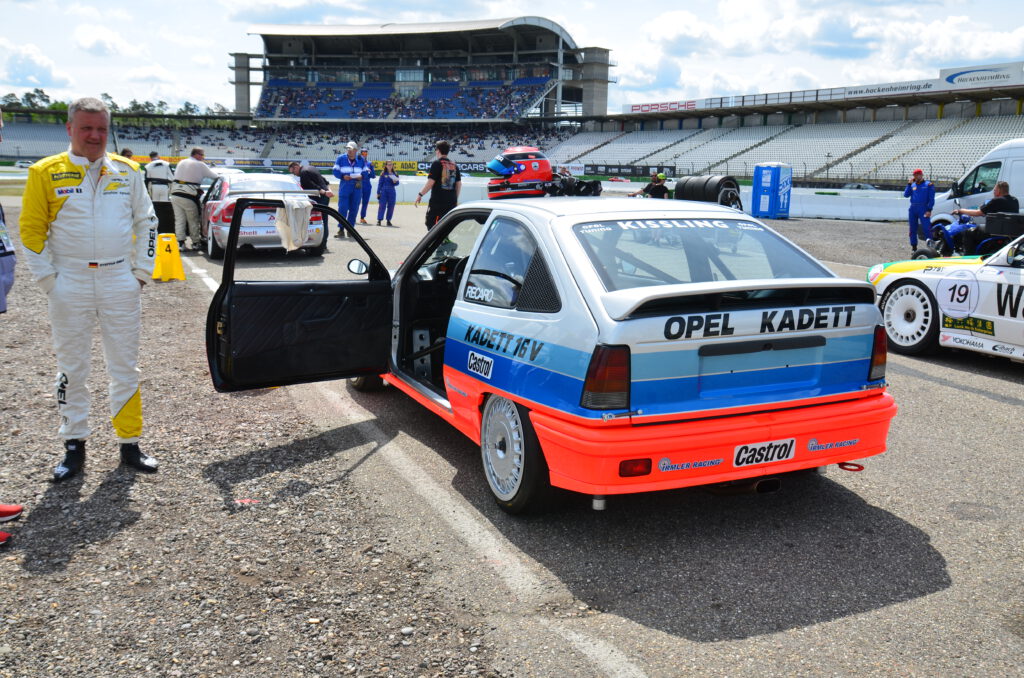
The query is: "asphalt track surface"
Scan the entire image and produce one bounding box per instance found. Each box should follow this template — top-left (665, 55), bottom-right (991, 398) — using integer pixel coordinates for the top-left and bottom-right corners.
top-left (10, 197), bottom-right (1024, 676)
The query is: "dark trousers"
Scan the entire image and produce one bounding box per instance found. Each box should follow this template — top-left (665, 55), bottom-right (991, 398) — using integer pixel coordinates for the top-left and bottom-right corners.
top-left (153, 202), bottom-right (175, 234)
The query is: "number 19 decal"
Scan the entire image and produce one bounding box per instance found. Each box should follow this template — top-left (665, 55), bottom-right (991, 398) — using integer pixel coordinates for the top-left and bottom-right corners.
top-left (937, 269), bottom-right (979, 319)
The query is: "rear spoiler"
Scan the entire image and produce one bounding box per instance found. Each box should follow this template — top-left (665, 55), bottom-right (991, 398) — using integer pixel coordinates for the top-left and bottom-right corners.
top-left (600, 278), bottom-right (877, 321)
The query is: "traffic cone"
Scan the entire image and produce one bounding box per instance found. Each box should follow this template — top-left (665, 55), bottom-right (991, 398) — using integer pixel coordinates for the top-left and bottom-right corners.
top-left (152, 234), bottom-right (186, 282)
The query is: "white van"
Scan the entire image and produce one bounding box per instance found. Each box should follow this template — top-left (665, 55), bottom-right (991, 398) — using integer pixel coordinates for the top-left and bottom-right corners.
top-left (931, 138), bottom-right (1024, 228)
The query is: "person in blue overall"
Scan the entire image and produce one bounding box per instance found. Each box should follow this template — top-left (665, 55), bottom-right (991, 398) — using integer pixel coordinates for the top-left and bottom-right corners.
top-left (332, 141), bottom-right (368, 237)
top-left (358, 149), bottom-right (376, 225)
top-left (376, 160), bottom-right (400, 226)
top-left (903, 169), bottom-right (935, 252)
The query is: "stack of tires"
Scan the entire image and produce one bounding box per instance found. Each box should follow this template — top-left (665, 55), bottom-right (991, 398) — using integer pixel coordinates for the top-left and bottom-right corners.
top-left (672, 175), bottom-right (743, 212)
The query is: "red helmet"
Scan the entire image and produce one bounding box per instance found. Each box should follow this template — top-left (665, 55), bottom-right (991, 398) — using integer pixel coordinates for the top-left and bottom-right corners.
top-left (486, 146), bottom-right (553, 199)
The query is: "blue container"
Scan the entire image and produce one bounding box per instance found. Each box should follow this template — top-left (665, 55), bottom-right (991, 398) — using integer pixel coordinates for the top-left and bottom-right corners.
top-left (752, 163), bottom-right (792, 219)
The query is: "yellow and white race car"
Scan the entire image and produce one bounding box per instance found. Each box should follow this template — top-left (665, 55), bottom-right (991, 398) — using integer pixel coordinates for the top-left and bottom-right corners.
top-left (869, 238), bottom-right (1024, 358)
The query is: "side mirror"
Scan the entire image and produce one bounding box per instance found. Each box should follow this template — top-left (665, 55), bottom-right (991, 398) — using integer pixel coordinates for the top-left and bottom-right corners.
top-left (347, 259), bottom-right (369, 275)
top-left (1006, 243), bottom-right (1024, 267)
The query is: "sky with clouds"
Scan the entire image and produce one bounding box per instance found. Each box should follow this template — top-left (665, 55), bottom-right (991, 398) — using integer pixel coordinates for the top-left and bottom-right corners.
top-left (1, 0), bottom-right (1022, 114)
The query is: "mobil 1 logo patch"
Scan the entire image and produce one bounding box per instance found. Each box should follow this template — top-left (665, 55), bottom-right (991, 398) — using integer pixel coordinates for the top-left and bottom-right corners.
top-left (733, 437), bottom-right (795, 467)
top-left (467, 351), bottom-right (493, 379)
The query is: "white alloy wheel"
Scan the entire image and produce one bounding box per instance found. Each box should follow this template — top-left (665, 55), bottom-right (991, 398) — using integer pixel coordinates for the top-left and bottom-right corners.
top-left (480, 396), bottom-right (549, 513)
top-left (881, 281), bottom-right (938, 354)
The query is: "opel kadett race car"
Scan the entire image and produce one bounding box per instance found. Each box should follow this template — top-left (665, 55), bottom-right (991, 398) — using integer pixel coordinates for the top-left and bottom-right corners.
top-left (869, 236), bottom-right (1024, 358)
top-left (207, 198), bottom-right (896, 513)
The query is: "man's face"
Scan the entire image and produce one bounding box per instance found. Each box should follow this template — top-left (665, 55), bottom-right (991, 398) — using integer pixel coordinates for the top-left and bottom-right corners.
top-left (67, 110), bottom-right (109, 162)
top-left (913, 173), bottom-right (923, 183)
top-left (289, 164), bottom-right (300, 176)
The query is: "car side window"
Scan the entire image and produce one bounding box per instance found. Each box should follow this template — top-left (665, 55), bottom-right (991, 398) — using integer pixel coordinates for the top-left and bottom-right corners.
top-left (962, 162), bottom-right (1001, 195)
top-left (464, 217), bottom-right (560, 312)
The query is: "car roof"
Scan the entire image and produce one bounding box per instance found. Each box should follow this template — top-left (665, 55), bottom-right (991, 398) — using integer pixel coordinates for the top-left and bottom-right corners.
top-left (458, 197), bottom-right (745, 220)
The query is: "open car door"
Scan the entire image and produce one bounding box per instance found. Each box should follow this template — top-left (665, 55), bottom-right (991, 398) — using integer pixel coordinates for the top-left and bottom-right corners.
top-left (206, 198), bottom-right (392, 392)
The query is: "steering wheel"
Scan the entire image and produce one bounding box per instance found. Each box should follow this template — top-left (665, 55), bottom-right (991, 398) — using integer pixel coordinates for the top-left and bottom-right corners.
top-left (450, 256), bottom-right (470, 293)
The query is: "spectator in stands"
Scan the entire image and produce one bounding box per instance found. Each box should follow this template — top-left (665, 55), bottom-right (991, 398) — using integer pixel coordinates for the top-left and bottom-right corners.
top-left (171, 147), bottom-right (219, 251)
top-left (358, 148), bottom-right (376, 225)
top-left (289, 161), bottom-right (335, 231)
top-left (904, 169), bottom-right (935, 252)
top-left (144, 151), bottom-right (175, 234)
top-left (953, 181), bottom-right (1019, 218)
top-left (414, 140), bottom-right (461, 230)
top-left (376, 160), bottom-right (400, 226)
top-left (630, 172), bottom-right (670, 199)
top-left (332, 141), bottom-right (369, 236)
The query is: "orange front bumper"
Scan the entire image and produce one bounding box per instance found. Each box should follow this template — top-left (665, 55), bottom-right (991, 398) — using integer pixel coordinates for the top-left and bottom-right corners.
top-left (529, 391), bottom-right (897, 495)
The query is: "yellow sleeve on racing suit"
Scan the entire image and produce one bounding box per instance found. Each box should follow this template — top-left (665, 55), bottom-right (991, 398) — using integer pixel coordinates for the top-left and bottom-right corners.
top-left (19, 156), bottom-right (62, 291)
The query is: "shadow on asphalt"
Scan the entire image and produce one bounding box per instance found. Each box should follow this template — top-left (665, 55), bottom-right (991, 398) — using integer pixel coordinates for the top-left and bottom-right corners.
top-left (347, 383), bottom-right (951, 642)
top-left (18, 469), bottom-right (141, 575)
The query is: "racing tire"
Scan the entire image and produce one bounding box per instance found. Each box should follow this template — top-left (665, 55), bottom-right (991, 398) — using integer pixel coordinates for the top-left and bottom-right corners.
top-left (206, 231), bottom-right (225, 260)
top-left (880, 280), bottom-right (939, 355)
top-left (480, 396), bottom-right (550, 515)
top-left (719, 187), bottom-right (743, 212)
top-left (305, 224), bottom-right (328, 257)
top-left (911, 247), bottom-right (939, 259)
top-left (704, 176), bottom-right (741, 203)
top-left (348, 375), bottom-right (385, 392)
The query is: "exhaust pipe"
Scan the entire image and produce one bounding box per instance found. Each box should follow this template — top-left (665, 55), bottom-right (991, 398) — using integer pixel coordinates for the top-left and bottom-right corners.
top-left (708, 477), bottom-right (782, 496)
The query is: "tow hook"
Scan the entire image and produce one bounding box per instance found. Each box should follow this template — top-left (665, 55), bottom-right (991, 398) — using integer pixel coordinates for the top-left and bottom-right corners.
top-left (837, 462), bottom-right (864, 472)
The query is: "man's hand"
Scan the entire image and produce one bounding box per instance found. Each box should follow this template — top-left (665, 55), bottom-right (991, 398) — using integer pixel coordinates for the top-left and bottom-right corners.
top-left (925, 211), bottom-right (931, 218)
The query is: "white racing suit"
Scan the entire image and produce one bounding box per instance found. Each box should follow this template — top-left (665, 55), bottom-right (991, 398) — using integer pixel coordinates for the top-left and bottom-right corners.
top-left (20, 150), bottom-right (157, 442)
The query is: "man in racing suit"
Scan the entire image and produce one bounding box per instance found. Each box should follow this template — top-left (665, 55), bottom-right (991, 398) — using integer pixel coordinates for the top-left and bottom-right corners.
top-left (358, 148), bottom-right (376, 225)
top-left (904, 169), bottom-right (935, 252)
top-left (20, 97), bottom-right (160, 481)
top-left (170, 147), bottom-right (219, 250)
top-left (144, 151), bottom-right (175, 234)
top-left (332, 141), bottom-right (369, 236)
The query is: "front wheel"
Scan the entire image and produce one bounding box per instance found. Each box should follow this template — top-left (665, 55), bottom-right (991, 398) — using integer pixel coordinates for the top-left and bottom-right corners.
top-left (880, 280), bottom-right (939, 355)
top-left (480, 396), bottom-right (550, 514)
top-left (911, 247), bottom-right (939, 260)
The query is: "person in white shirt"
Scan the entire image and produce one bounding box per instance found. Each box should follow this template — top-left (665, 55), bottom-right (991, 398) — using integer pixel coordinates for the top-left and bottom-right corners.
top-left (144, 151), bottom-right (175, 234)
top-left (170, 147), bottom-right (219, 250)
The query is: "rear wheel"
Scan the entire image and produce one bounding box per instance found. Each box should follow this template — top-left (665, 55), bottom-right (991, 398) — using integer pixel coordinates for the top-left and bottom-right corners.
top-left (880, 280), bottom-right (939, 355)
top-left (207, 229), bottom-right (225, 260)
top-left (305, 223), bottom-right (328, 257)
top-left (480, 396), bottom-right (550, 514)
top-left (911, 247), bottom-right (939, 259)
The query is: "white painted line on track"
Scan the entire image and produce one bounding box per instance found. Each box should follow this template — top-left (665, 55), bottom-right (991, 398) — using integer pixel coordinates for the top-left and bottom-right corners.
top-left (822, 260), bottom-right (868, 270)
top-left (183, 256), bottom-right (220, 292)
top-left (314, 383), bottom-right (648, 678)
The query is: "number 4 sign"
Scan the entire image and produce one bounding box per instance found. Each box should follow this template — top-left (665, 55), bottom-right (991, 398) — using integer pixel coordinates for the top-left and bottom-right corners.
top-left (937, 269), bottom-right (979, 319)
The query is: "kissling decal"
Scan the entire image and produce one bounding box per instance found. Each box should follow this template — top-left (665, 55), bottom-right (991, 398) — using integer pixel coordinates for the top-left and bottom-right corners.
top-left (466, 351), bottom-right (493, 379)
top-left (733, 438), bottom-right (795, 467)
top-left (463, 324), bottom-right (544, 362)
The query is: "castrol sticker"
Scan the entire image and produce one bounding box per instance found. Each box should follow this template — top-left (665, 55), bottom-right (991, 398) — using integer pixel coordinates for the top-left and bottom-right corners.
top-left (733, 438), bottom-right (796, 467)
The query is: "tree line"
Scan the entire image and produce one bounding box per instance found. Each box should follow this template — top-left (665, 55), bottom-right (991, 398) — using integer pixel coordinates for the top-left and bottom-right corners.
top-left (1, 88), bottom-right (231, 120)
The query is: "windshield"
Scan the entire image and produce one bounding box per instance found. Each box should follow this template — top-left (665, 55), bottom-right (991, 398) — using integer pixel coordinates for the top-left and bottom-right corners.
top-left (572, 218), bottom-right (831, 292)
top-left (226, 175), bottom-right (303, 194)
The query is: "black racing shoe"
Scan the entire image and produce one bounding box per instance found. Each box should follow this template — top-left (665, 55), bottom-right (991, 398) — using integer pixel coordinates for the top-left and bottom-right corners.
top-left (53, 439), bottom-right (85, 482)
top-left (120, 443), bottom-right (158, 473)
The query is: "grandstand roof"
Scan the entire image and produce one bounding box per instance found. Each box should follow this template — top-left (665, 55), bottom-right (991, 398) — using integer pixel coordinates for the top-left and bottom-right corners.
top-left (250, 16), bottom-right (578, 51)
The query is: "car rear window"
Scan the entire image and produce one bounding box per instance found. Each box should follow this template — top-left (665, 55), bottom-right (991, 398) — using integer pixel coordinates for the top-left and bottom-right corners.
top-left (227, 176), bottom-right (302, 193)
top-left (572, 218), bottom-right (830, 292)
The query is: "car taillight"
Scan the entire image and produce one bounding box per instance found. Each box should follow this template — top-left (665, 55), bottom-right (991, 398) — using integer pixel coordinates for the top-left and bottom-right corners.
top-left (619, 459), bottom-right (651, 477)
top-left (220, 204), bottom-right (235, 223)
top-left (869, 324), bottom-right (887, 381)
top-left (580, 345), bottom-right (630, 410)
top-left (310, 211), bottom-right (322, 223)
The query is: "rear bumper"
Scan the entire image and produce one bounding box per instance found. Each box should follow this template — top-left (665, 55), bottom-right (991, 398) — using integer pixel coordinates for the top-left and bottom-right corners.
top-left (529, 390), bottom-right (897, 495)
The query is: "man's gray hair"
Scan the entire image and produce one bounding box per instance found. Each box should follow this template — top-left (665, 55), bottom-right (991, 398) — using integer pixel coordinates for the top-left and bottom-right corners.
top-left (67, 97), bottom-right (110, 123)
